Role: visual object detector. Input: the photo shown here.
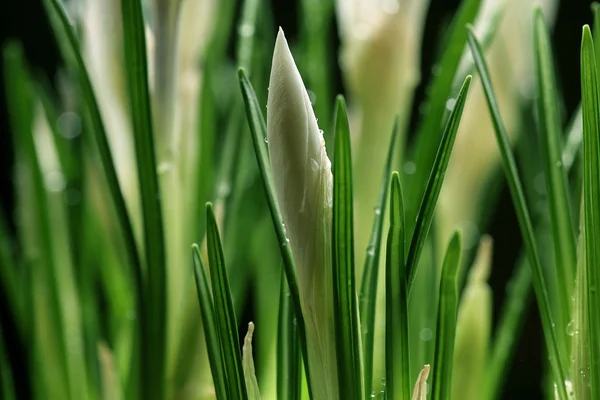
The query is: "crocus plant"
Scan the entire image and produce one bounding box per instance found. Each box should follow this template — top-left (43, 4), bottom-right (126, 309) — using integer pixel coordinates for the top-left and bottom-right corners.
top-left (1, 0), bottom-right (599, 400)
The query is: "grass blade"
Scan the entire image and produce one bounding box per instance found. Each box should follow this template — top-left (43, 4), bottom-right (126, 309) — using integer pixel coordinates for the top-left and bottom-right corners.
top-left (484, 255), bottom-right (532, 399)
top-left (192, 245), bottom-right (228, 400)
top-left (42, 0), bottom-right (143, 315)
top-left (533, 8), bottom-right (577, 336)
top-left (120, 1), bottom-right (167, 397)
top-left (358, 117), bottom-right (399, 397)
top-left (205, 203), bottom-right (247, 400)
top-left (277, 272), bottom-right (301, 400)
top-left (580, 25), bottom-right (600, 400)
top-left (406, 75), bottom-right (472, 295)
top-left (332, 96), bottom-right (363, 399)
top-left (238, 69), bottom-right (313, 397)
top-left (467, 29), bottom-right (569, 399)
top-left (385, 172), bottom-right (410, 400)
top-left (3, 42), bottom-right (73, 399)
top-left (431, 232), bottom-right (462, 400)
top-left (407, 0), bottom-right (481, 218)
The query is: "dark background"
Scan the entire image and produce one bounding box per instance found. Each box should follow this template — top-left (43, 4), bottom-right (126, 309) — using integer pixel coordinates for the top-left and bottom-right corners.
top-left (0, 0), bottom-right (593, 398)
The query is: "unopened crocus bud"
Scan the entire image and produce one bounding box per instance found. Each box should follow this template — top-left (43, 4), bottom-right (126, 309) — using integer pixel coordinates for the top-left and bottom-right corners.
top-left (243, 322), bottom-right (261, 400)
top-left (267, 29), bottom-right (338, 400)
top-left (411, 364), bottom-right (431, 400)
top-left (452, 236), bottom-right (493, 400)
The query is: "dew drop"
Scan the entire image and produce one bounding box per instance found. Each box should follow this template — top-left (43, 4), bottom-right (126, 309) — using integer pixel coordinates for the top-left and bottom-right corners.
top-left (45, 170), bottom-right (67, 192)
top-left (566, 320), bottom-right (575, 336)
top-left (57, 111), bottom-right (82, 139)
top-left (238, 23), bottom-right (255, 37)
top-left (264, 137), bottom-right (269, 144)
top-left (404, 161), bottom-right (416, 175)
top-left (374, 207), bottom-right (381, 216)
top-left (420, 328), bottom-right (433, 341)
top-left (445, 98), bottom-right (456, 111)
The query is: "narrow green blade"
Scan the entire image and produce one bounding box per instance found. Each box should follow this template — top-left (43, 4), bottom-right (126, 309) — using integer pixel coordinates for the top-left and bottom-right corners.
top-left (407, 0), bottom-right (481, 219)
top-left (120, 1), bottom-right (167, 397)
top-left (332, 96), bottom-right (363, 398)
top-left (238, 68), bottom-right (313, 396)
top-left (42, 0), bottom-right (143, 299)
top-left (406, 75), bottom-right (472, 294)
top-left (3, 42), bottom-right (72, 398)
top-left (533, 8), bottom-right (577, 339)
top-left (467, 29), bottom-right (569, 399)
top-left (192, 245), bottom-right (228, 400)
top-left (358, 117), bottom-right (399, 397)
top-left (431, 232), bottom-right (462, 400)
top-left (385, 172), bottom-right (410, 400)
top-left (580, 25), bottom-right (600, 400)
top-left (205, 203), bottom-right (247, 400)
top-left (277, 272), bottom-right (301, 400)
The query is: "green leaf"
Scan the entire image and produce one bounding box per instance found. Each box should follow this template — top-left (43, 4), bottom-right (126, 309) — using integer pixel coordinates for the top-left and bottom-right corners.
top-left (332, 96), bottom-right (363, 399)
top-left (580, 25), bottom-right (600, 400)
top-left (300, 0), bottom-right (334, 143)
top-left (405, 75), bottom-right (472, 294)
top-left (42, 0), bottom-right (143, 312)
top-left (236, 0), bottom-right (261, 74)
top-left (192, 245), bottom-right (228, 400)
top-left (385, 172), bottom-right (410, 400)
top-left (238, 69), bottom-right (313, 396)
top-left (484, 255), bottom-right (532, 400)
top-left (120, 0), bottom-right (167, 398)
top-left (431, 231), bottom-right (462, 400)
top-left (467, 28), bottom-right (569, 399)
top-left (358, 117), bottom-right (399, 397)
top-left (407, 0), bottom-right (481, 220)
top-left (533, 7), bottom-right (577, 340)
top-left (205, 203), bottom-right (247, 400)
top-left (277, 272), bottom-right (301, 400)
top-left (3, 41), bottom-right (73, 399)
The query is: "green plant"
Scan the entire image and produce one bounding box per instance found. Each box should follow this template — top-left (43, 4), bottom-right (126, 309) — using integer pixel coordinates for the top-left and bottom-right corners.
top-left (1, 0), bottom-right (598, 399)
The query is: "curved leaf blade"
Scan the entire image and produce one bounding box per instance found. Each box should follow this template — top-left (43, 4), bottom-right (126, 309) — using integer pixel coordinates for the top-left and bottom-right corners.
top-left (467, 28), bottom-right (568, 399)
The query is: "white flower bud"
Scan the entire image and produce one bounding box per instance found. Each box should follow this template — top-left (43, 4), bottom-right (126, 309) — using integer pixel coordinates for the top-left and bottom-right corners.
top-left (267, 28), bottom-right (337, 400)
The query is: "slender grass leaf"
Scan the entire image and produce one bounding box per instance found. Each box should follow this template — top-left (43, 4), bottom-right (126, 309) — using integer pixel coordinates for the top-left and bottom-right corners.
top-left (242, 322), bottom-right (262, 400)
top-left (593, 3), bottom-right (600, 73)
top-left (42, 0), bottom-right (143, 309)
top-left (484, 255), bottom-right (532, 400)
top-left (406, 75), bottom-right (472, 295)
top-left (431, 232), bottom-right (462, 400)
top-left (533, 8), bottom-right (577, 338)
top-left (407, 0), bottom-right (481, 220)
top-left (238, 68), bottom-right (313, 397)
top-left (332, 96), bottom-right (363, 399)
top-left (3, 42), bottom-right (74, 399)
top-left (120, 1), bottom-right (167, 397)
top-left (277, 272), bottom-right (301, 400)
top-left (385, 172), bottom-right (410, 400)
top-left (300, 0), bottom-right (334, 139)
top-left (192, 244), bottom-right (228, 400)
top-left (358, 117), bottom-right (399, 397)
top-left (580, 25), bottom-right (600, 400)
top-left (236, 0), bottom-right (260, 74)
top-left (467, 29), bottom-right (569, 399)
top-left (205, 203), bottom-right (247, 400)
